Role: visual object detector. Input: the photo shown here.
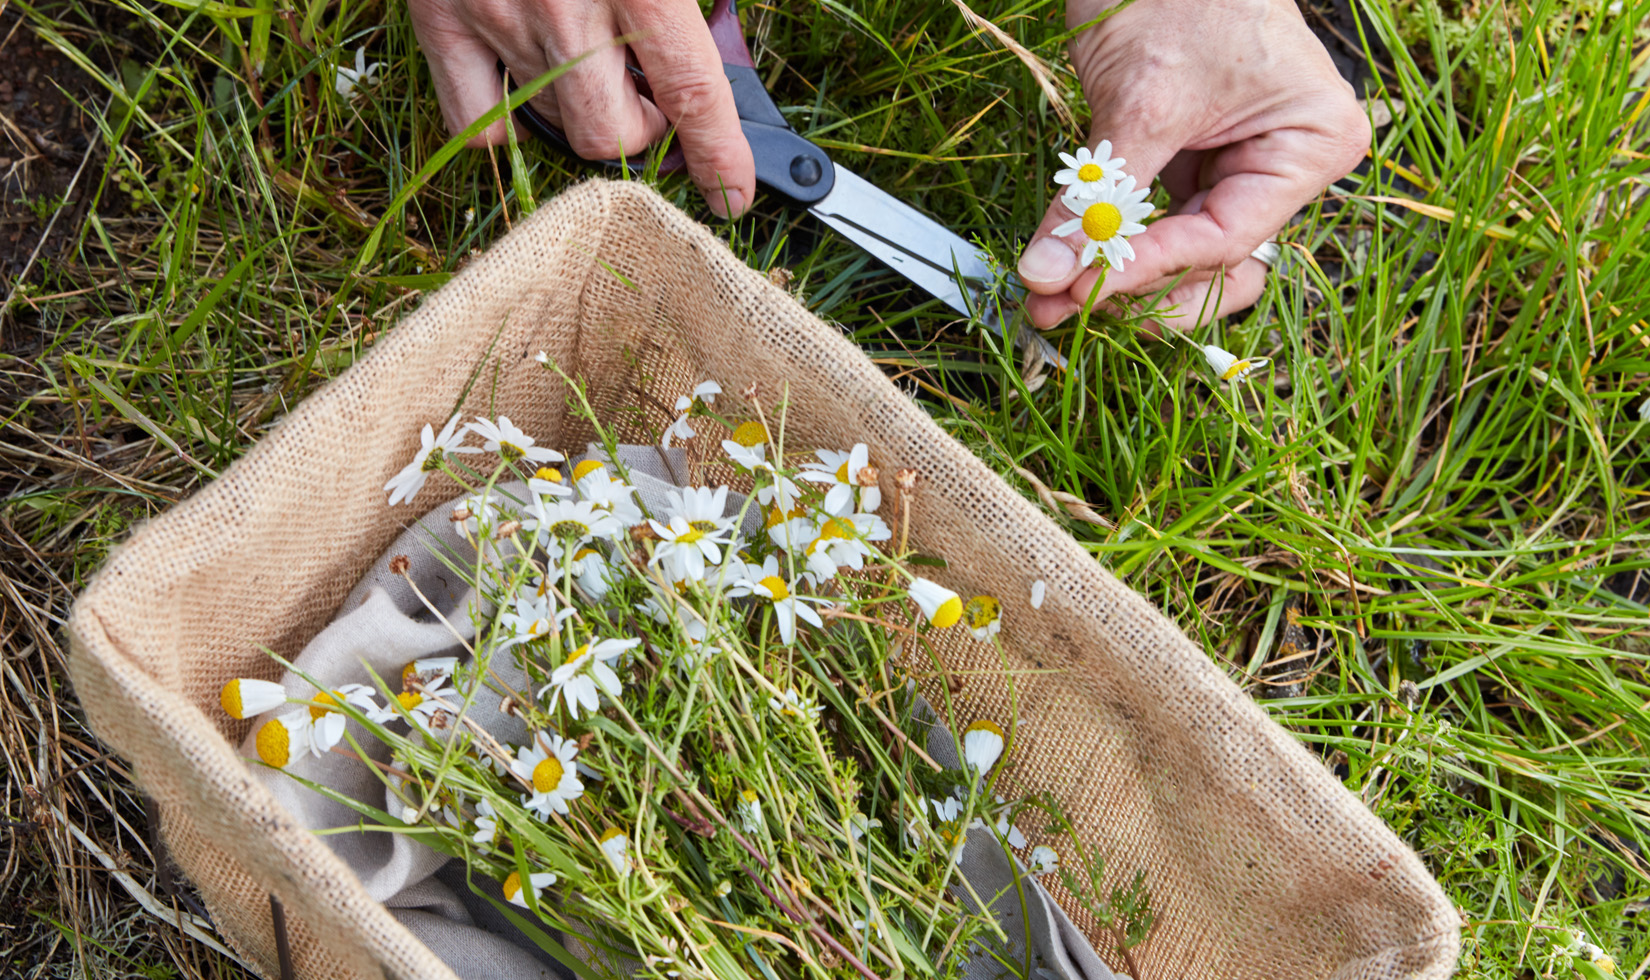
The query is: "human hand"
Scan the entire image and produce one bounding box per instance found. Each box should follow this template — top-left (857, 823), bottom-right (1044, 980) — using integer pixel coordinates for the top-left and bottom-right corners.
top-left (1016, 0), bottom-right (1371, 329)
top-left (407, 0), bottom-right (755, 217)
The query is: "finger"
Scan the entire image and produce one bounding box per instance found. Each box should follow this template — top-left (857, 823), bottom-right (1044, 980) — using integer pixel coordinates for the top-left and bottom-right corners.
top-left (412, 17), bottom-right (510, 147)
top-left (621, 1), bottom-right (755, 217)
top-left (544, 32), bottom-right (670, 164)
top-left (1146, 258), bottom-right (1270, 333)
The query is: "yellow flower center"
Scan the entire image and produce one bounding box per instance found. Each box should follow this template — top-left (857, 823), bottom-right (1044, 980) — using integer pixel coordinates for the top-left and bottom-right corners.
top-left (1081, 202), bottom-right (1123, 242)
top-left (309, 690), bottom-right (342, 720)
top-left (758, 575), bottom-right (790, 602)
top-left (806, 518), bottom-right (856, 556)
top-left (534, 466), bottom-right (562, 482)
top-left (965, 719), bottom-right (1005, 739)
top-left (740, 789), bottom-right (759, 805)
top-left (532, 756), bottom-right (566, 793)
top-left (574, 548), bottom-right (600, 562)
top-left (676, 527), bottom-right (706, 544)
top-left (550, 519), bottom-right (590, 539)
top-left (502, 871), bottom-right (523, 901)
top-left (499, 441), bottom-right (525, 462)
top-left (964, 596), bottom-right (1000, 630)
top-left (397, 691), bottom-right (423, 711)
top-left (600, 827), bottom-right (626, 845)
top-left (765, 505), bottom-right (802, 528)
top-left (834, 462), bottom-right (851, 482)
top-left (421, 448), bottom-right (445, 473)
top-left (220, 680), bottom-right (245, 719)
top-left (1221, 359), bottom-right (1254, 381)
top-left (573, 460), bottom-right (606, 481)
top-left (731, 421), bottom-right (769, 447)
top-left (930, 595), bottom-right (964, 629)
top-left (1077, 162), bottom-right (1104, 183)
top-left (255, 719), bottom-right (291, 767)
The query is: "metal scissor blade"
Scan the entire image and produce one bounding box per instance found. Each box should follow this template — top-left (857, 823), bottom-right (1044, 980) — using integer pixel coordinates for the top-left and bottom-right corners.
top-left (808, 165), bottom-right (1067, 370)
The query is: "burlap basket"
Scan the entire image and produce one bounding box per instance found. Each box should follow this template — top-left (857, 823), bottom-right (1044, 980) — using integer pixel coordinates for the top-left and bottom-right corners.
top-left (67, 179), bottom-right (1460, 980)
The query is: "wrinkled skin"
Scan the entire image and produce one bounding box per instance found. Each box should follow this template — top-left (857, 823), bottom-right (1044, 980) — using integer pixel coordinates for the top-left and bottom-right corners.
top-left (406, 0), bottom-right (1369, 322)
top-left (1015, 0), bottom-right (1371, 330)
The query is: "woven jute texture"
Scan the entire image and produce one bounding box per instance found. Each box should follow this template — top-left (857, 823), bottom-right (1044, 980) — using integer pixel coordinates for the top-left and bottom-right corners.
top-left (67, 178), bottom-right (1460, 980)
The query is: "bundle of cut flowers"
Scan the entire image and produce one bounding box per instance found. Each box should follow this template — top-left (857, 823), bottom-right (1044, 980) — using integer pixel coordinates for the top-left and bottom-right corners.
top-left (215, 371), bottom-right (1133, 980)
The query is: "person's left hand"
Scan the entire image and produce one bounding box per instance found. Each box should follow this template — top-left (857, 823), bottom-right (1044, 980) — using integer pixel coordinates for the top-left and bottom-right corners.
top-left (1016, 0), bottom-right (1371, 331)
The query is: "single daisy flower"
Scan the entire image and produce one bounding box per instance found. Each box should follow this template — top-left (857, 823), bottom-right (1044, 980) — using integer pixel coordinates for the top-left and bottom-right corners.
top-left (1201, 344), bottom-right (1271, 384)
top-left (502, 869), bottom-right (558, 908)
top-left (252, 710), bottom-right (317, 768)
top-left (799, 444), bottom-right (881, 514)
top-left (511, 733), bottom-right (585, 818)
top-left (538, 637), bottom-right (639, 718)
top-left (334, 47), bottom-right (381, 99)
top-left (220, 678), bottom-right (287, 720)
top-left (963, 596), bottom-right (1001, 641)
top-left (1030, 844), bottom-right (1059, 876)
top-left (962, 720), bottom-right (1006, 775)
top-left (299, 692), bottom-right (352, 754)
top-left (721, 421), bottom-right (771, 471)
top-left (497, 594), bottom-right (571, 652)
top-left (736, 789), bottom-right (763, 833)
top-left (569, 546), bottom-right (620, 602)
top-left (798, 498), bottom-right (890, 582)
top-left (1053, 176), bottom-right (1153, 271)
top-left (909, 577), bottom-right (963, 629)
top-left (648, 486), bottom-right (736, 582)
top-left (384, 413), bottom-right (466, 506)
top-left (458, 416), bottom-right (562, 467)
top-left (662, 381), bottom-right (722, 448)
top-left (398, 670), bottom-right (457, 730)
top-left (730, 557), bottom-right (829, 644)
top-left (472, 799), bottom-right (499, 846)
top-left (1030, 580), bottom-right (1047, 610)
top-left (1053, 140), bottom-right (1126, 200)
top-left (533, 498), bottom-right (624, 561)
top-left (599, 827), bottom-right (632, 876)
top-left (767, 687), bottom-right (822, 721)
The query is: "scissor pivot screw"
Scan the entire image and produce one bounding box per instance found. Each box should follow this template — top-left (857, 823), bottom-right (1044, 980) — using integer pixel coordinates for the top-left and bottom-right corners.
top-left (789, 155), bottom-right (823, 187)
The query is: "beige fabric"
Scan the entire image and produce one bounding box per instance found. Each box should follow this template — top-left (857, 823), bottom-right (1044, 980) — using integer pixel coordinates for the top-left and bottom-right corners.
top-left (66, 178), bottom-right (1460, 980)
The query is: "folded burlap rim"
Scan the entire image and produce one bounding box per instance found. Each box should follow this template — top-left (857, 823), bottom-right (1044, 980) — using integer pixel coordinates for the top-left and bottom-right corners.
top-left (66, 178), bottom-right (1460, 980)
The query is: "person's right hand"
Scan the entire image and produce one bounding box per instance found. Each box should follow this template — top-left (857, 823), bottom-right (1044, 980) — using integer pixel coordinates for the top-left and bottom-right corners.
top-left (407, 0), bottom-right (756, 218)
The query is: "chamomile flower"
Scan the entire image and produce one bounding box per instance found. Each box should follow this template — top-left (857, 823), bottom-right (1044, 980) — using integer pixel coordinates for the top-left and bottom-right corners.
top-left (599, 827), bottom-right (632, 876)
top-left (963, 596), bottom-right (1001, 641)
top-left (737, 790), bottom-right (763, 833)
top-left (569, 546), bottom-right (620, 602)
top-left (539, 637), bottom-right (639, 718)
top-left (721, 421), bottom-right (771, 471)
top-left (327, 683), bottom-right (398, 725)
top-left (648, 486), bottom-right (736, 582)
top-left (767, 687), bottom-right (822, 721)
top-left (220, 678), bottom-right (288, 720)
top-left (909, 577), bottom-right (963, 629)
top-left (502, 870), bottom-right (558, 908)
top-left (384, 413), bottom-right (466, 506)
top-left (730, 557), bottom-right (829, 644)
top-left (1200, 344), bottom-right (1271, 384)
top-left (573, 463), bottom-right (645, 528)
top-left (1030, 580), bottom-right (1046, 609)
top-left (662, 381), bottom-right (722, 448)
top-left (398, 670), bottom-right (456, 729)
top-left (253, 710), bottom-right (318, 768)
top-left (800, 501), bottom-right (889, 581)
top-left (334, 47), bottom-right (381, 99)
top-left (962, 720), bottom-right (1006, 775)
top-left (534, 498), bottom-right (624, 561)
top-left (528, 465), bottom-right (572, 501)
top-left (1053, 141), bottom-right (1126, 200)
top-left (800, 444), bottom-right (881, 513)
top-left (1053, 176), bottom-right (1153, 272)
top-left (1030, 845), bottom-right (1059, 876)
top-left (472, 799), bottom-right (499, 847)
top-left (511, 733), bottom-right (585, 818)
top-left (459, 416), bottom-right (563, 467)
top-left (497, 594), bottom-right (572, 651)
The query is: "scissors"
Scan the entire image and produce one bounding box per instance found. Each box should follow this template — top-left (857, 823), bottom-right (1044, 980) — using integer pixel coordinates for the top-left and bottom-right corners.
top-left (508, 0), bottom-right (1067, 371)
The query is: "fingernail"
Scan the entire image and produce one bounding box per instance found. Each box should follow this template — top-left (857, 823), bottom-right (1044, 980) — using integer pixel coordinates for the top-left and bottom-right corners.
top-left (706, 188), bottom-right (746, 219)
top-left (1017, 238), bottom-right (1076, 284)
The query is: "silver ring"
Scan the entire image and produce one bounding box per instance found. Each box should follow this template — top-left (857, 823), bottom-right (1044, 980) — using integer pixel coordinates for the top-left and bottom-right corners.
top-left (1250, 240), bottom-right (1282, 268)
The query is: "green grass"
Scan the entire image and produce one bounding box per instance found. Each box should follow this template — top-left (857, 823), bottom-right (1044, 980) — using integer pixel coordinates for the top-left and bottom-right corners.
top-left (3, 0), bottom-right (1649, 977)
